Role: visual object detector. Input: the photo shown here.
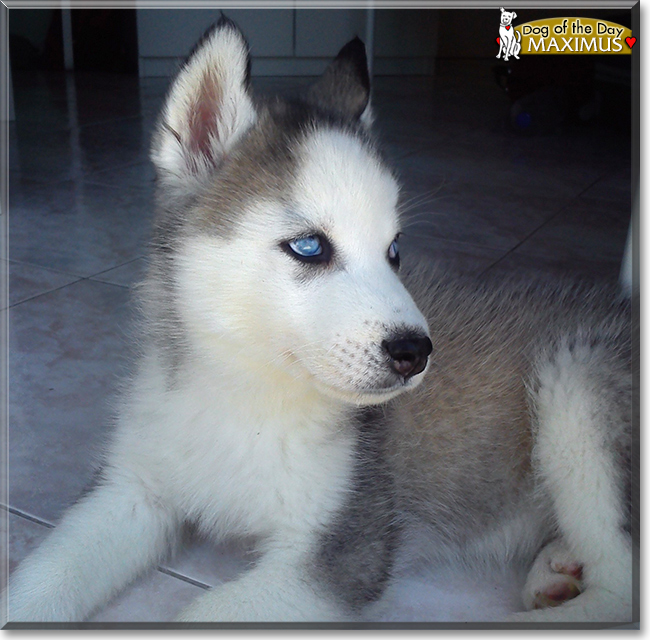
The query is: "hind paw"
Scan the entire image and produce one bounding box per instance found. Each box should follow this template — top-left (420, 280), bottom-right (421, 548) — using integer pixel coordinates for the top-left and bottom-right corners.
top-left (529, 575), bottom-right (582, 610)
top-left (523, 539), bottom-right (584, 610)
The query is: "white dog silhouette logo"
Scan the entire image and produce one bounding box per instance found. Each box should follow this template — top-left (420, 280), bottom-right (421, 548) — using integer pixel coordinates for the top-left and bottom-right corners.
top-left (497, 7), bottom-right (521, 60)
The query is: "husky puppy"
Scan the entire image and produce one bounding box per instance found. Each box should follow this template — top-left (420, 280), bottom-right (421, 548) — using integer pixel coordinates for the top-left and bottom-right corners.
top-left (8, 19), bottom-right (634, 624)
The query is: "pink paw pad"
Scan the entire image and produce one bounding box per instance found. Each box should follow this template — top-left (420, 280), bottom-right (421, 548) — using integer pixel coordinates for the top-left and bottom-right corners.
top-left (533, 579), bottom-right (581, 609)
top-left (550, 560), bottom-right (583, 581)
top-left (532, 561), bottom-right (584, 609)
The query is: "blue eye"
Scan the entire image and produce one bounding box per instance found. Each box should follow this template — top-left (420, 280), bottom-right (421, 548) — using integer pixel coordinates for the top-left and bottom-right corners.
top-left (288, 236), bottom-right (322, 257)
top-left (282, 234), bottom-right (331, 264)
top-left (388, 237), bottom-right (400, 268)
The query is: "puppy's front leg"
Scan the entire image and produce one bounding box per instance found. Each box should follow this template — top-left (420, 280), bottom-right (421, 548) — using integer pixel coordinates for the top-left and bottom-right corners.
top-left (8, 472), bottom-right (178, 622)
top-left (176, 550), bottom-right (349, 623)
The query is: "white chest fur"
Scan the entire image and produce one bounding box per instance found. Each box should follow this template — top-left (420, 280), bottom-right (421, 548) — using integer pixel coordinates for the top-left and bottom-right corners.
top-left (108, 353), bottom-right (358, 544)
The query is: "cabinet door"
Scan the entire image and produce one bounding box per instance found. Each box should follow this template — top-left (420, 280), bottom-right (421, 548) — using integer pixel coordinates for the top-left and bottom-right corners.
top-left (137, 9), bottom-right (293, 58)
top-left (295, 9), bottom-right (368, 57)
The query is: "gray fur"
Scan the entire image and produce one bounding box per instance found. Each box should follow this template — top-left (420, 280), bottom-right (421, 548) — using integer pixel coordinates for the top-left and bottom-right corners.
top-left (313, 406), bottom-right (398, 612)
top-left (306, 37), bottom-right (371, 122)
top-left (310, 262), bottom-right (632, 611)
top-left (385, 263), bottom-right (632, 564)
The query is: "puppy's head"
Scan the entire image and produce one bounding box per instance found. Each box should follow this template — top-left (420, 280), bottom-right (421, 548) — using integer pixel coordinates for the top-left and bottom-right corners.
top-left (150, 18), bottom-right (431, 406)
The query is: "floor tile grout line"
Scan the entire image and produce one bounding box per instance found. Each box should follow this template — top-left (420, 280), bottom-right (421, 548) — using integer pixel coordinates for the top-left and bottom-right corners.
top-left (85, 257), bottom-right (144, 280)
top-left (155, 567), bottom-right (210, 591)
top-left (4, 504), bottom-right (212, 591)
top-left (1, 504), bottom-right (55, 529)
top-left (3, 504), bottom-right (213, 591)
top-left (8, 279), bottom-right (86, 309)
top-left (9, 254), bottom-right (144, 280)
top-left (8, 262), bottom-right (140, 297)
top-left (7, 254), bottom-right (147, 308)
top-left (479, 174), bottom-right (611, 277)
top-left (6, 258), bottom-right (84, 279)
top-left (8, 274), bottom-right (131, 309)
top-left (84, 280), bottom-right (132, 290)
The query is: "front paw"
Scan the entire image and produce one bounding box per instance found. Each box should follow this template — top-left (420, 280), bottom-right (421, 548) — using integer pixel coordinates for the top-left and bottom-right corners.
top-left (174, 597), bottom-right (222, 623)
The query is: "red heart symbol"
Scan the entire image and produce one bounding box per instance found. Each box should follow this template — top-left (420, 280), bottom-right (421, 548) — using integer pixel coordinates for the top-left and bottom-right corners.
top-left (626, 36), bottom-right (636, 48)
top-left (506, 25), bottom-right (511, 30)
top-left (496, 37), bottom-right (500, 44)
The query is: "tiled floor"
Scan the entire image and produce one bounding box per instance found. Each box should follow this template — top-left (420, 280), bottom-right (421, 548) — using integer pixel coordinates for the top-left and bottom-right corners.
top-left (6, 58), bottom-right (632, 624)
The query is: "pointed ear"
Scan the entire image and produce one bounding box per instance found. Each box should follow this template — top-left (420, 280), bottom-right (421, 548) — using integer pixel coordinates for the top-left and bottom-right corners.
top-left (307, 37), bottom-right (372, 126)
top-left (151, 17), bottom-right (257, 190)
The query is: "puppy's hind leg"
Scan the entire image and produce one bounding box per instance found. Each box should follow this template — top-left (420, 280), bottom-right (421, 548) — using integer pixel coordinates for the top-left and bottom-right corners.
top-left (8, 469), bottom-right (179, 622)
top-left (511, 339), bottom-right (634, 623)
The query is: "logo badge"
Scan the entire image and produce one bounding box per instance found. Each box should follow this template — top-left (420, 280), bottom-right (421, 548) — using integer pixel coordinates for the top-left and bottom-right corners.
top-left (496, 11), bottom-right (635, 56)
top-left (496, 7), bottom-right (521, 61)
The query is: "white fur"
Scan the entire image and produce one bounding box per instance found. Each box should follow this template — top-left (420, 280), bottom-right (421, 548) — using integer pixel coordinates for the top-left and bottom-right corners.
top-left (508, 344), bottom-right (633, 622)
top-left (176, 552), bottom-right (348, 622)
top-left (151, 23), bottom-right (257, 191)
top-left (174, 129), bottom-right (428, 406)
top-left (9, 348), bottom-right (360, 621)
top-left (8, 478), bottom-right (177, 622)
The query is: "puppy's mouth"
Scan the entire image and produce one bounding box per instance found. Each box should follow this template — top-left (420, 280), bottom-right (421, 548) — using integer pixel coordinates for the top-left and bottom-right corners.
top-left (367, 362), bottom-right (431, 392)
top-left (345, 371), bottom-right (429, 405)
top-left (357, 333), bottom-right (433, 397)
top-left (315, 337), bottom-right (433, 406)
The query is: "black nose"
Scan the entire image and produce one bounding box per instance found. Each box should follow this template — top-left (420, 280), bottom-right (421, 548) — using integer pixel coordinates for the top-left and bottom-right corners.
top-left (382, 335), bottom-right (433, 380)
